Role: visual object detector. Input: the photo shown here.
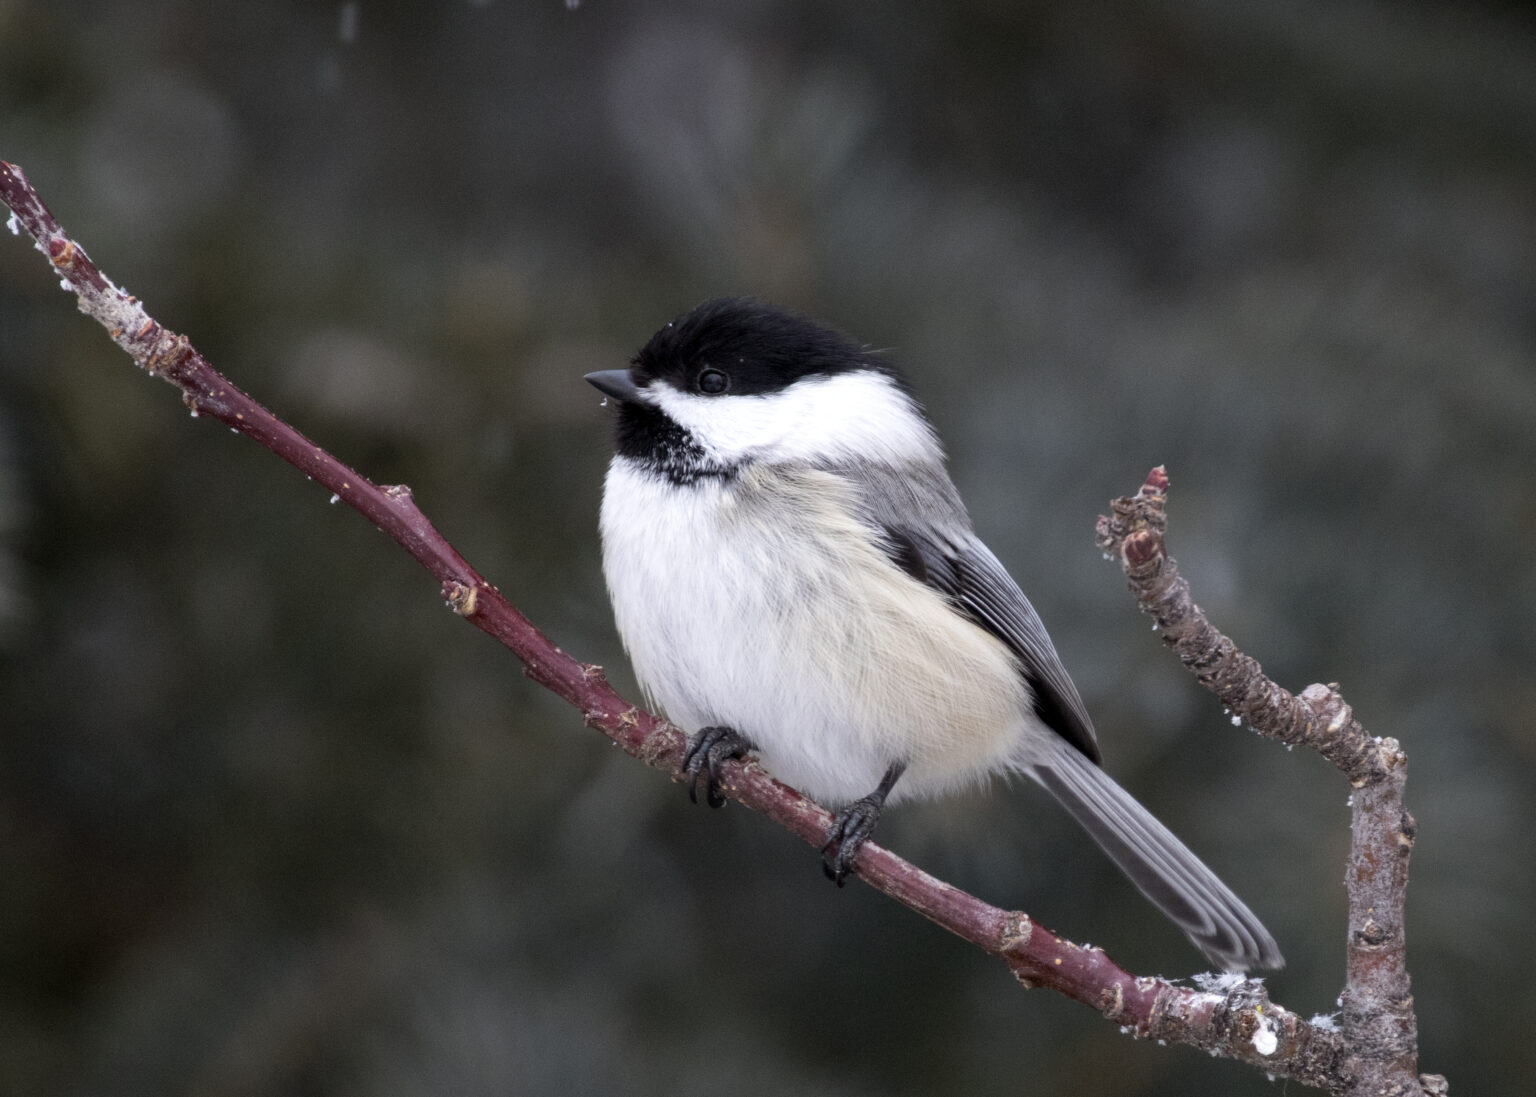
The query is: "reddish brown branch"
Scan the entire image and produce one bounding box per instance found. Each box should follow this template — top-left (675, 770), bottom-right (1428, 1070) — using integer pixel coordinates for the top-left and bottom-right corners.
top-left (5, 162), bottom-right (1388, 1092)
top-left (1097, 467), bottom-right (1443, 1097)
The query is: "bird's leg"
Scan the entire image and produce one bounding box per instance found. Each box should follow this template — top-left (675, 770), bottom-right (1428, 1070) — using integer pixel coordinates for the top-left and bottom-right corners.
top-left (682, 726), bottom-right (754, 808)
top-left (822, 762), bottom-right (907, 886)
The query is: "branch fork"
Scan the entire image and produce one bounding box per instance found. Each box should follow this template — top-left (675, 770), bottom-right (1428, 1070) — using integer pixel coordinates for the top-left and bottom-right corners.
top-left (1097, 466), bottom-right (1439, 1096)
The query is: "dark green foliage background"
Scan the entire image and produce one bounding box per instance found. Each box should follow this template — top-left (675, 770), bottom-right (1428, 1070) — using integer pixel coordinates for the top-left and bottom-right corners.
top-left (1, 2), bottom-right (1532, 1094)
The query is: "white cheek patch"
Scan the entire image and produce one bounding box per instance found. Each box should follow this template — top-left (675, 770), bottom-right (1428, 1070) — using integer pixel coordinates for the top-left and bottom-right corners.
top-left (647, 371), bottom-right (941, 468)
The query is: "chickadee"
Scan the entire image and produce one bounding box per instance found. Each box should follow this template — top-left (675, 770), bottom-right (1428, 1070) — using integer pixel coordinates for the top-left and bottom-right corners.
top-left (587, 297), bottom-right (1282, 971)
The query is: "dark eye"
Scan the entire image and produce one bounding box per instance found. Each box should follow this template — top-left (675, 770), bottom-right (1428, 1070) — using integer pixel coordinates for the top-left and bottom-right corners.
top-left (697, 368), bottom-right (729, 395)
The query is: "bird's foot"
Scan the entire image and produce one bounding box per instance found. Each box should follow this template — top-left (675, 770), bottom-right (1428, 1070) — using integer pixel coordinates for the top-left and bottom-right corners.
top-left (821, 762), bottom-right (906, 886)
top-left (682, 726), bottom-right (752, 808)
top-left (821, 794), bottom-right (887, 886)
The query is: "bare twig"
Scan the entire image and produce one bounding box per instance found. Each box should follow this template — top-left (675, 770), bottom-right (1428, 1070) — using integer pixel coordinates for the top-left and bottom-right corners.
top-left (5, 162), bottom-right (1428, 1093)
top-left (1094, 468), bottom-right (1391, 784)
top-left (1097, 467), bottom-right (1443, 1097)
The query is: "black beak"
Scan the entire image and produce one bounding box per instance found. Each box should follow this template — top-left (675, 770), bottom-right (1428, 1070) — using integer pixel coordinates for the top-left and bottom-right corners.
top-left (585, 369), bottom-right (643, 404)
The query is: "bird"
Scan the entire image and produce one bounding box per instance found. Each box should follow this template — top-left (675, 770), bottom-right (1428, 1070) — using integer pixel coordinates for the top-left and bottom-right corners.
top-left (586, 296), bottom-right (1282, 971)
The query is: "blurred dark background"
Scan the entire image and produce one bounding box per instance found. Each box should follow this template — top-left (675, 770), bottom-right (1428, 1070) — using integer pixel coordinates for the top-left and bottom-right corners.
top-left (2, 1), bottom-right (1533, 1094)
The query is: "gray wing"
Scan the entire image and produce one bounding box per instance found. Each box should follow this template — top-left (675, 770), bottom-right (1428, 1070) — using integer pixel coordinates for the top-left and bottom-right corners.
top-left (834, 461), bottom-right (1101, 764)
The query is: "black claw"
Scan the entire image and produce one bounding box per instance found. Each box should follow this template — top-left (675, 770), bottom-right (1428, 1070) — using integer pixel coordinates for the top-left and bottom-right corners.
top-left (682, 726), bottom-right (751, 808)
top-left (821, 796), bottom-right (884, 886)
top-left (820, 762), bottom-right (906, 887)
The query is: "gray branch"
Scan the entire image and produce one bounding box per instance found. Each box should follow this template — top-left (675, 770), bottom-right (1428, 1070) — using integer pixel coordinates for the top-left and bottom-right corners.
top-left (1096, 466), bottom-right (1444, 1097)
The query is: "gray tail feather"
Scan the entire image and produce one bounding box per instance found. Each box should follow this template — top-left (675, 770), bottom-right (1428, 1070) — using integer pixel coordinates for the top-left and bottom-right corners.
top-left (1026, 744), bottom-right (1283, 971)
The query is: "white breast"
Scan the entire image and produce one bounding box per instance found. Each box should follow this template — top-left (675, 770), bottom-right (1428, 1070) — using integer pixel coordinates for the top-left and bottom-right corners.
top-left (599, 459), bottom-right (1030, 806)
